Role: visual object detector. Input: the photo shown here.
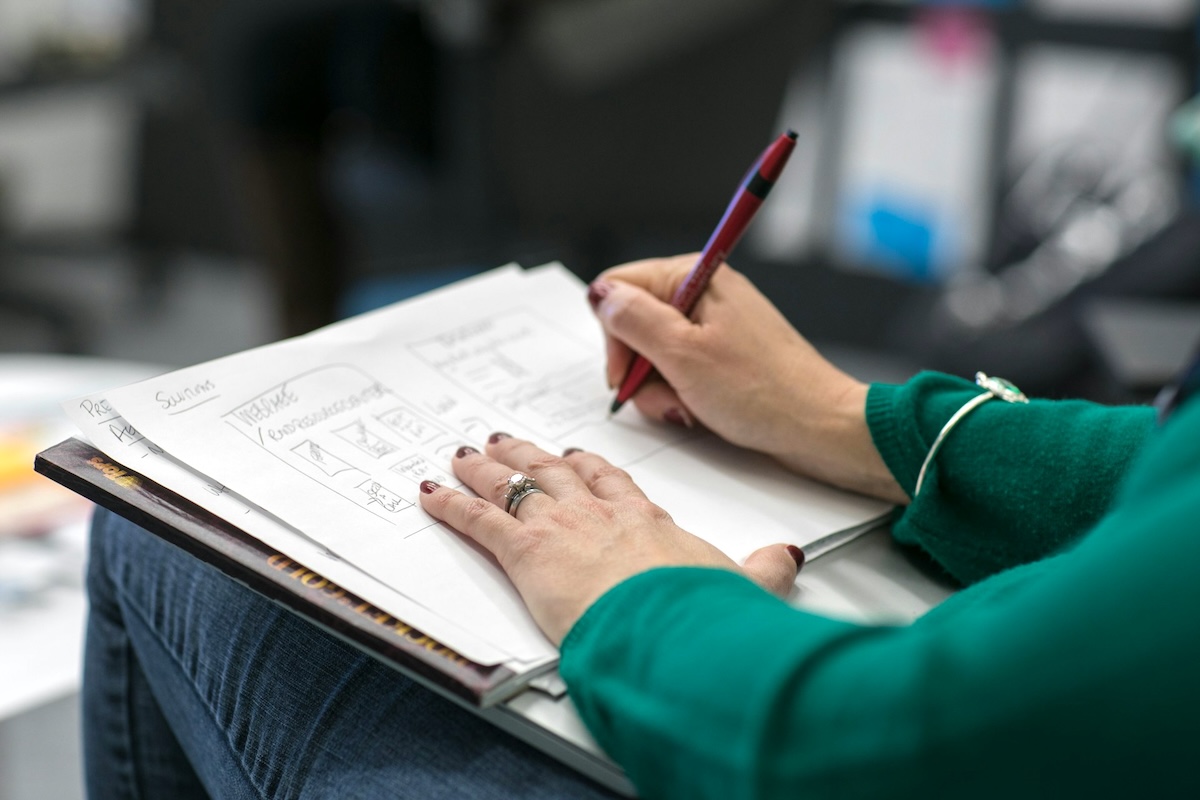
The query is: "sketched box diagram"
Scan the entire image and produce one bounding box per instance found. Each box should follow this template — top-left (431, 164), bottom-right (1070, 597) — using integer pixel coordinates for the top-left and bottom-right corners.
top-left (376, 401), bottom-right (448, 446)
top-left (292, 440), bottom-right (358, 477)
top-left (334, 419), bottom-right (400, 459)
top-left (357, 479), bottom-right (412, 514)
top-left (390, 454), bottom-right (453, 488)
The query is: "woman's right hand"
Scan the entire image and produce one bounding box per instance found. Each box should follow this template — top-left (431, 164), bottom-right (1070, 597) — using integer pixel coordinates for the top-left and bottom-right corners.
top-left (589, 255), bottom-right (906, 504)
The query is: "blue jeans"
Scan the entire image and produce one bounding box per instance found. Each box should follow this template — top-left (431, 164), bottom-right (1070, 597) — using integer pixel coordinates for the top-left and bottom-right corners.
top-left (83, 508), bottom-right (619, 799)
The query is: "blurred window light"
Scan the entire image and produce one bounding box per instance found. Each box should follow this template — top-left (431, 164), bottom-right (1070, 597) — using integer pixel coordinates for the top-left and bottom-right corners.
top-left (830, 18), bottom-right (1000, 283)
top-left (1008, 46), bottom-right (1185, 182)
top-left (0, 0), bottom-right (145, 79)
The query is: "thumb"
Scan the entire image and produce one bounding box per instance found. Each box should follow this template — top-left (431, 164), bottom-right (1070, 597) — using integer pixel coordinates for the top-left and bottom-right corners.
top-left (593, 279), bottom-right (692, 381)
top-left (741, 544), bottom-right (805, 598)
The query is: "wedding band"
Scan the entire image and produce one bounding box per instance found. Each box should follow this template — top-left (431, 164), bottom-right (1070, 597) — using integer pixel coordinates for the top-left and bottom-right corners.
top-left (913, 372), bottom-right (1028, 499)
top-left (503, 473), bottom-right (545, 516)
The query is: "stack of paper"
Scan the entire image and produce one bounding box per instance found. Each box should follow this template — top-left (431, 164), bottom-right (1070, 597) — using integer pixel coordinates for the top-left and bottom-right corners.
top-left (64, 264), bottom-right (891, 676)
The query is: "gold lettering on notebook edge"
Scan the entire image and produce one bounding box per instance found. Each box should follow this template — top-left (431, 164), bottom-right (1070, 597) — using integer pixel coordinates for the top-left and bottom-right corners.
top-left (266, 554), bottom-right (471, 667)
top-left (87, 456), bottom-right (139, 489)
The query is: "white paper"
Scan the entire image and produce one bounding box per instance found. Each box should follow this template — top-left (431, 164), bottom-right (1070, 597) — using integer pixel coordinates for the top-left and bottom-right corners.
top-left (63, 393), bottom-right (519, 668)
top-left (91, 263), bottom-right (891, 664)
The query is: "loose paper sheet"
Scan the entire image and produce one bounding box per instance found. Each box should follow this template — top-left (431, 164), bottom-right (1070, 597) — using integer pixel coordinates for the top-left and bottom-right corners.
top-left (64, 395), bottom-right (515, 667)
top-left (87, 264), bottom-right (891, 665)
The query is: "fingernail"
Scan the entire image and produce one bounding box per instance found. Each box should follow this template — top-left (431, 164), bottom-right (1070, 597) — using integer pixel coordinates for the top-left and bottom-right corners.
top-left (488, 432), bottom-right (511, 444)
top-left (663, 408), bottom-right (692, 427)
top-left (563, 447), bottom-right (583, 456)
top-left (587, 280), bottom-right (613, 310)
top-left (420, 480), bottom-right (439, 494)
top-left (786, 545), bottom-right (806, 572)
top-left (455, 446), bottom-right (478, 459)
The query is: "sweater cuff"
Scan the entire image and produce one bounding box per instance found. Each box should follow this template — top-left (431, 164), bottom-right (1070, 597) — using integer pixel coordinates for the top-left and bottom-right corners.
top-left (866, 372), bottom-right (979, 498)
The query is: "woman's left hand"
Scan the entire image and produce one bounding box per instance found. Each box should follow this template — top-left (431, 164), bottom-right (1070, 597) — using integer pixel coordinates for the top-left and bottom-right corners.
top-left (418, 434), bottom-right (803, 645)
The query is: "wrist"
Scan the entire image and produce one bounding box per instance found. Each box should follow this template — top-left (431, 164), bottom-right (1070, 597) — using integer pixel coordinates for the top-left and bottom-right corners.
top-left (771, 378), bottom-right (907, 504)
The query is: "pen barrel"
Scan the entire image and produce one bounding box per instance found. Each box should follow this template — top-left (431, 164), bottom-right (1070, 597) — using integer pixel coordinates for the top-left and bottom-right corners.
top-left (669, 132), bottom-right (794, 315)
top-left (613, 355), bottom-right (655, 407)
top-left (612, 130), bottom-right (796, 413)
top-left (671, 192), bottom-right (763, 314)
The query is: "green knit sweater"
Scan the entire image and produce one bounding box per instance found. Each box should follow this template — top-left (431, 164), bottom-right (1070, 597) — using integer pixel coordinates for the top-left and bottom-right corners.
top-left (560, 372), bottom-right (1200, 798)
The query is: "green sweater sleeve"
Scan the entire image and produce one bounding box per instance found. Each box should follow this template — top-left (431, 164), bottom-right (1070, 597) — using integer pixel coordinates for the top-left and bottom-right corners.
top-left (867, 372), bottom-right (1154, 584)
top-left (561, 396), bottom-right (1200, 799)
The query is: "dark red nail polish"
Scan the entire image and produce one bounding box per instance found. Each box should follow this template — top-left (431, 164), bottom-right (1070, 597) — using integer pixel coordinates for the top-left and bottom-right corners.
top-left (663, 408), bottom-right (688, 427)
top-left (563, 447), bottom-right (583, 456)
top-left (587, 280), bottom-right (612, 310)
top-left (786, 545), bottom-right (806, 572)
top-left (488, 432), bottom-right (511, 444)
top-left (455, 446), bottom-right (478, 459)
top-left (420, 481), bottom-right (439, 494)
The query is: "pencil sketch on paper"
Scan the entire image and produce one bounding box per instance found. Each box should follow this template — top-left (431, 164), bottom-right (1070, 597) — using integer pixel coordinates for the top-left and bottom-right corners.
top-left (389, 454), bottom-right (453, 488)
top-left (334, 419), bottom-right (400, 459)
top-left (291, 440), bottom-right (358, 477)
top-left (218, 364), bottom-right (451, 524)
top-left (358, 479), bottom-right (411, 514)
top-left (376, 401), bottom-right (449, 446)
top-left (408, 309), bottom-right (609, 440)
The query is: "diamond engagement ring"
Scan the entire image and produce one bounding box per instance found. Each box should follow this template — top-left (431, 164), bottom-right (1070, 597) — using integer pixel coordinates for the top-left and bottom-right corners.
top-left (502, 473), bottom-right (545, 516)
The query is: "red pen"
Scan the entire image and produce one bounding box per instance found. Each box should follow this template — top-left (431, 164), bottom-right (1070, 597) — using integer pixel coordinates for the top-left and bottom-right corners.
top-left (610, 129), bottom-right (798, 414)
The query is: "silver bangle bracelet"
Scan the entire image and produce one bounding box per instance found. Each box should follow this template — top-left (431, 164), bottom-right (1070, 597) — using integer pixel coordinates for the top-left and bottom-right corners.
top-left (913, 372), bottom-right (1028, 498)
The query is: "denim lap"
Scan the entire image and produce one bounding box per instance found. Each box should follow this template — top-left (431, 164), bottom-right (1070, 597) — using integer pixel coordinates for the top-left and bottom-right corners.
top-left (83, 507), bottom-right (618, 799)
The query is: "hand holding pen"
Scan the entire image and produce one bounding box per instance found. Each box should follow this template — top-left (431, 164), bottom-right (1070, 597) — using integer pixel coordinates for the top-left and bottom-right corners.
top-left (608, 130), bottom-right (797, 414)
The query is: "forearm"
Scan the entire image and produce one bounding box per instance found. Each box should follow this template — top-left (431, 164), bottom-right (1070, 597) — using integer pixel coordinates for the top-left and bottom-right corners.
top-left (557, 374), bottom-right (1194, 800)
top-left (561, 569), bottom-right (876, 800)
top-left (768, 379), bottom-right (908, 505)
top-left (868, 372), bottom-right (1155, 584)
top-left (562, 528), bottom-right (1199, 799)
top-left (561, 568), bottom-right (978, 800)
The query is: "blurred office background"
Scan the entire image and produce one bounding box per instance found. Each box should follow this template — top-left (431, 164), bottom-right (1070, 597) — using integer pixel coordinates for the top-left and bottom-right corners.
top-left (2, 0), bottom-right (1200, 797)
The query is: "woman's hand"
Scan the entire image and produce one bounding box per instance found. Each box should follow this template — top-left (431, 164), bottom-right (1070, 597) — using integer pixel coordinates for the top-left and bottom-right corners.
top-left (590, 255), bottom-right (906, 504)
top-left (418, 435), bottom-right (802, 645)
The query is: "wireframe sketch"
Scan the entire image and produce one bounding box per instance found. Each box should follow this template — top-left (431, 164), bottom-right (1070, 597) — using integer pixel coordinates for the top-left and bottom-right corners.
top-left (292, 440), bottom-right (358, 477)
top-left (409, 310), bottom-right (608, 439)
top-left (357, 479), bottom-right (411, 514)
top-left (390, 454), bottom-right (453, 488)
top-left (376, 402), bottom-right (449, 446)
top-left (334, 419), bottom-right (400, 459)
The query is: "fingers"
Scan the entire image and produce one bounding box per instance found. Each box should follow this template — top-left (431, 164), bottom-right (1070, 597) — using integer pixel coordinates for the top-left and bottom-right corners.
top-left (628, 378), bottom-right (693, 427)
top-left (452, 432), bottom-right (654, 510)
top-left (418, 481), bottom-right (523, 557)
top-left (741, 544), bottom-right (805, 598)
top-left (591, 279), bottom-right (695, 372)
top-left (604, 329), bottom-right (633, 390)
top-left (447, 443), bottom-right (565, 517)
top-left (589, 254), bottom-right (712, 396)
top-left (596, 254), bottom-right (701, 302)
top-left (562, 449), bottom-right (648, 502)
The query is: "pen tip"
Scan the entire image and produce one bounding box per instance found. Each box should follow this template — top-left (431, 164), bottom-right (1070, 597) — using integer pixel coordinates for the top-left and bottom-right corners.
top-left (785, 129), bottom-right (798, 140)
top-left (609, 398), bottom-right (624, 415)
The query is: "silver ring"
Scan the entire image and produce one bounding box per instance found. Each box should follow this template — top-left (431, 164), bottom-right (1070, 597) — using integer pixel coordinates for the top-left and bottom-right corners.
top-left (502, 472), bottom-right (545, 516)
